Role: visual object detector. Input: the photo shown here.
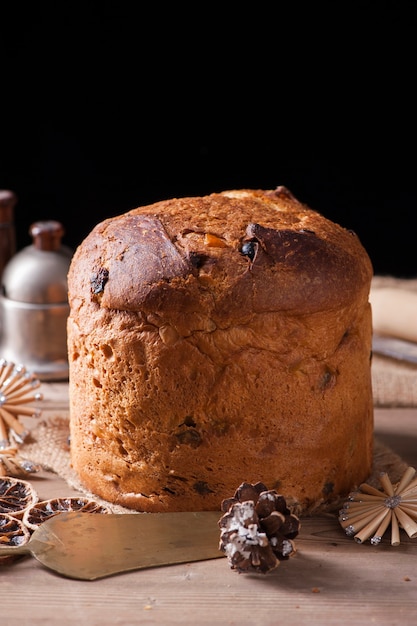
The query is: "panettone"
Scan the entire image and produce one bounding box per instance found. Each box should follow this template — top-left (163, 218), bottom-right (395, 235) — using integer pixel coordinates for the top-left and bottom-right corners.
top-left (67, 186), bottom-right (374, 513)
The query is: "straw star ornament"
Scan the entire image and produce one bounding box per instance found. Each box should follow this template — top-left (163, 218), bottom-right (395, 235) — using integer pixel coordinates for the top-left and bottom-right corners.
top-left (0, 360), bottom-right (43, 449)
top-left (339, 466), bottom-right (417, 546)
top-left (0, 445), bottom-right (42, 477)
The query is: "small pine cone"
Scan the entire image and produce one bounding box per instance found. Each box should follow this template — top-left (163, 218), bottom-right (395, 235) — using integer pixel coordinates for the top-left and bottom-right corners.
top-left (218, 482), bottom-right (300, 574)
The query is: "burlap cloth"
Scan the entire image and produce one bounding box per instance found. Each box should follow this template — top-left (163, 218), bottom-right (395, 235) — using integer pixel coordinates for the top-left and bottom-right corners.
top-left (371, 275), bottom-right (417, 407)
top-left (17, 275), bottom-right (417, 515)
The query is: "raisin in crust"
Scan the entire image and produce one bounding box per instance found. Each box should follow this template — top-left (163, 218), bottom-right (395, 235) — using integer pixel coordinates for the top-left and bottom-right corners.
top-left (67, 186), bottom-right (374, 513)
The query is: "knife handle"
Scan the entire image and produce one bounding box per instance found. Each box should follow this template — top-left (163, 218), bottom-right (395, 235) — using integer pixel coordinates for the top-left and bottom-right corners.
top-left (0, 543), bottom-right (31, 557)
top-left (370, 287), bottom-right (417, 343)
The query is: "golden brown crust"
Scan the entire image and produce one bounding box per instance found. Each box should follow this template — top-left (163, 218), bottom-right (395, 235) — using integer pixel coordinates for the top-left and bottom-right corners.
top-left (68, 186), bottom-right (374, 513)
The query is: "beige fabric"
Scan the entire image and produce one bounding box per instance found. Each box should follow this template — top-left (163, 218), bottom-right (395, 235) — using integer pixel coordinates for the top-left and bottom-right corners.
top-left (372, 276), bottom-right (417, 407)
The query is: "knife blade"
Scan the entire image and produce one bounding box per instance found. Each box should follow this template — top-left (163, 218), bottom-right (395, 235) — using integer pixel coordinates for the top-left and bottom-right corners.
top-left (0, 510), bottom-right (224, 580)
top-left (372, 334), bottom-right (417, 364)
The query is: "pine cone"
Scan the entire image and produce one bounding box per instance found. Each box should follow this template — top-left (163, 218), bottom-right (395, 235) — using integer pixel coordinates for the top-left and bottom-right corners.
top-left (218, 481), bottom-right (300, 574)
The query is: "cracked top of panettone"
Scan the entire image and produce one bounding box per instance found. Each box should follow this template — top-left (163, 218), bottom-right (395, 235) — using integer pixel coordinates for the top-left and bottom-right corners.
top-left (68, 186), bottom-right (373, 328)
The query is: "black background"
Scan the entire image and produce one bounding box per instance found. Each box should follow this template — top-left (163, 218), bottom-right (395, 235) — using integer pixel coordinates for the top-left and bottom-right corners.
top-left (1, 3), bottom-right (416, 277)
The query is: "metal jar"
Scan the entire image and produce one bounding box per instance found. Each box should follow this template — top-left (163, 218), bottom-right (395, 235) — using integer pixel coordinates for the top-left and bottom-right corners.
top-left (0, 221), bottom-right (73, 380)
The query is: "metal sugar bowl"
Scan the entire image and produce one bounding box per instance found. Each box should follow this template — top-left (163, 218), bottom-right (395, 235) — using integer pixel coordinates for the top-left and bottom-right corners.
top-left (0, 221), bottom-right (73, 380)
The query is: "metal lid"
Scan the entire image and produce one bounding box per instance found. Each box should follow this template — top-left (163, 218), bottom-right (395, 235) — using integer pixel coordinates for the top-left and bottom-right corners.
top-left (1, 221), bottom-right (73, 304)
top-left (0, 189), bottom-right (17, 224)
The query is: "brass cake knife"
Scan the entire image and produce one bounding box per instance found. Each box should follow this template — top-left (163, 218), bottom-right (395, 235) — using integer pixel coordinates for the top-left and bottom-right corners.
top-left (0, 510), bottom-right (224, 580)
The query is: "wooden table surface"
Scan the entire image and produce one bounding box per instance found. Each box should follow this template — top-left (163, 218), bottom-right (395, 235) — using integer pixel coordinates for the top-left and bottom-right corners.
top-left (2, 383), bottom-right (417, 626)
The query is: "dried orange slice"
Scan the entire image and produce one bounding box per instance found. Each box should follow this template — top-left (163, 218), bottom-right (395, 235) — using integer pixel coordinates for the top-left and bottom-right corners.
top-left (0, 512), bottom-right (30, 565)
top-left (0, 476), bottom-right (38, 519)
top-left (23, 497), bottom-right (110, 531)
